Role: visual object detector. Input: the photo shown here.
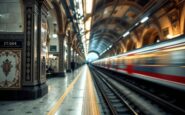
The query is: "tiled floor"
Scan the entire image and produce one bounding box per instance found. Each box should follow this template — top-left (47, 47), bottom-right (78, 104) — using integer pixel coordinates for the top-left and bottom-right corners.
top-left (0, 65), bottom-right (101, 115)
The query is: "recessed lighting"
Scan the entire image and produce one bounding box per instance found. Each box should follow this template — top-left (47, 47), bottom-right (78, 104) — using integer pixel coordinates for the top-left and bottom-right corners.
top-left (135, 22), bottom-right (139, 26)
top-left (140, 16), bottom-right (149, 23)
top-left (123, 31), bottom-right (130, 37)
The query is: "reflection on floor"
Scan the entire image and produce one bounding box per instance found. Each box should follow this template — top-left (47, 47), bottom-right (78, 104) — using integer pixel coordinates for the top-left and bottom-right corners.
top-left (0, 65), bottom-right (101, 115)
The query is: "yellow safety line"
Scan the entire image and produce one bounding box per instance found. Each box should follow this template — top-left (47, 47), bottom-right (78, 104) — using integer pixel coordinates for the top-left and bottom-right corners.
top-left (47, 70), bottom-right (83, 115)
top-left (85, 67), bottom-right (100, 115)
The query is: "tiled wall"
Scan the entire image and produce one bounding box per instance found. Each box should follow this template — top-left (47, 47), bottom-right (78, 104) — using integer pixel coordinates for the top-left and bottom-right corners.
top-left (0, 0), bottom-right (23, 32)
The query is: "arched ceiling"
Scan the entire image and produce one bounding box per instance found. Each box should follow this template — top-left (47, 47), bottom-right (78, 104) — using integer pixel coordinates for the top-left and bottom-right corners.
top-left (88, 0), bottom-right (166, 55)
top-left (59, 0), bottom-right (169, 57)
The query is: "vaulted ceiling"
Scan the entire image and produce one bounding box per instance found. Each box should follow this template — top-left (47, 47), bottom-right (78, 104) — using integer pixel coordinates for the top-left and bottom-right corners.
top-left (88, 0), bottom-right (168, 55)
top-left (61, 0), bottom-right (169, 57)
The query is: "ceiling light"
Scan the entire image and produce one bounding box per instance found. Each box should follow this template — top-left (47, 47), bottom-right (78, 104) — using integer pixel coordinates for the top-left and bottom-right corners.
top-left (86, 0), bottom-right (93, 14)
top-left (140, 16), bottom-right (149, 23)
top-left (85, 17), bottom-right (91, 31)
top-left (52, 34), bottom-right (57, 38)
top-left (123, 31), bottom-right (130, 37)
top-left (135, 22), bottom-right (139, 26)
top-left (77, 0), bottom-right (83, 16)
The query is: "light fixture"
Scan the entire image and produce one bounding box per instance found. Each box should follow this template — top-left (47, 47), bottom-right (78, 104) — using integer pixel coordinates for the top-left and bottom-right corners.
top-left (135, 22), bottom-right (139, 26)
top-left (123, 31), bottom-right (130, 37)
top-left (86, 0), bottom-right (93, 14)
top-left (49, 54), bottom-right (54, 58)
top-left (166, 34), bottom-right (181, 39)
top-left (52, 23), bottom-right (57, 38)
top-left (52, 34), bottom-right (57, 38)
top-left (140, 16), bottom-right (149, 23)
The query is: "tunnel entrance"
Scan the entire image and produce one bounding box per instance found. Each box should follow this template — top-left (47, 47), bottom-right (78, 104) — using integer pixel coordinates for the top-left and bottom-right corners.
top-left (86, 52), bottom-right (99, 62)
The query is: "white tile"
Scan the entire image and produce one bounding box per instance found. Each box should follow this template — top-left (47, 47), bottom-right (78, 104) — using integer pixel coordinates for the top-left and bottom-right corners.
top-left (0, 3), bottom-right (8, 13)
top-left (7, 3), bottom-right (21, 13)
top-left (0, 23), bottom-right (6, 32)
top-left (6, 23), bottom-right (23, 32)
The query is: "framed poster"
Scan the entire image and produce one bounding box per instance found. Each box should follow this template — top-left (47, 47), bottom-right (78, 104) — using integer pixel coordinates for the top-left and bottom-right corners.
top-left (0, 50), bottom-right (21, 89)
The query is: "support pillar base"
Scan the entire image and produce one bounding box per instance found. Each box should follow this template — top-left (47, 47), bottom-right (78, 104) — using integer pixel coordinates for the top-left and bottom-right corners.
top-left (0, 83), bottom-right (48, 100)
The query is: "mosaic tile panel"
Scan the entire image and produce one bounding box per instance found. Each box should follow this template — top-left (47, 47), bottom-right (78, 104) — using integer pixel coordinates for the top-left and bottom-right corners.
top-left (0, 50), bottom-right (21, 88)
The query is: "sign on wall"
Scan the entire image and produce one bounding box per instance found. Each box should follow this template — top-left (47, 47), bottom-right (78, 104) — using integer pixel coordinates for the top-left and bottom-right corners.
top-left (50, 45), bottom-right (57, 52)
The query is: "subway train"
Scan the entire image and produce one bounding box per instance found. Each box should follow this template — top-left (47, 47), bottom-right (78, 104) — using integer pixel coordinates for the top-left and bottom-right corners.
top-left (93, 35), bottom-right (185, 91)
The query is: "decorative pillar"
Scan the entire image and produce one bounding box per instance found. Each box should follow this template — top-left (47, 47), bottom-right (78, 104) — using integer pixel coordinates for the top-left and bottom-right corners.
top-left (0, 0), bottom-right (51, 100)
top-left (74, 51), bottom-right (77, 69)
top-left (58, 34), bottom-right (65, 76)
top-left (66, 33), bottom-right (72, 72)
top-left (71, 48), bottom-right (75, 71)
top-left (22, 0), bottom-right (50, 99)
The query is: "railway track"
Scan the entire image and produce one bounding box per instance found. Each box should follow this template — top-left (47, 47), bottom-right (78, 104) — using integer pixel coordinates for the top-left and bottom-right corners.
top-left (97, 67), bottom-right (185, 115)
top-left (91, 66), bottom-right (185, 115)
top-left (91, 68), bottom-right (140, 115)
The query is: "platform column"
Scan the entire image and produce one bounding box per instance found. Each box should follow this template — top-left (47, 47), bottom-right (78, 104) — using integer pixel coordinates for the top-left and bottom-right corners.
top-left (23, 0), bottom-right (50, 99)
top-left (58, 34), bottom-right (65, 76)
top-left (71, 48), bottom-right (75, 71)
top-left (66, 32), bottom-right (72, 72)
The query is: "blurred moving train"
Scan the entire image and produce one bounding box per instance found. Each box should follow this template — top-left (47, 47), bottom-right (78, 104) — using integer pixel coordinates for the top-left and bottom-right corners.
top-left (93, 35), bottom-right (185, 91)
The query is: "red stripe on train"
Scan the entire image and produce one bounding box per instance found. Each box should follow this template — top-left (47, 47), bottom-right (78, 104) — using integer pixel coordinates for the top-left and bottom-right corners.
top-left (116, 68), bottom-right (185, 84)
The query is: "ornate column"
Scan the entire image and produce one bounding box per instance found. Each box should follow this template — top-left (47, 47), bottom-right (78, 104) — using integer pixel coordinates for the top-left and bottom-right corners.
top-left (22, 0), bottom-right (50, 99)
top-left (58, 34), bottom-right (65, 76)
top-left (0, 0), bottom-right (51, 100)
top-left (71, 48), bottom-right (75, 71)
top-left (66, 36), bottom-right (72, 72)
top-left (74, 51), bottom-right (77, 69)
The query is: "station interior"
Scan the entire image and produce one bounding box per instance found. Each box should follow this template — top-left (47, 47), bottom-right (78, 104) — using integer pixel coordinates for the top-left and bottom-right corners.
top-left (0, 0), bottom-right (185, 115)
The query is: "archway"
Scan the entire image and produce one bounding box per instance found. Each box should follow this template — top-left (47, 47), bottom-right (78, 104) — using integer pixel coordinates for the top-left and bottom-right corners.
top-left (126, 39), bottom-right (136, 51)
top-left (141, 28), bottom-right (160, 47)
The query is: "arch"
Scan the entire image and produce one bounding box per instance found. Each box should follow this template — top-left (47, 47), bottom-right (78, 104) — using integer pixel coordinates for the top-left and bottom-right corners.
top-left (140, 26), bottom-right (161, 47)
top-left (51, 1), bottom-right (65, 34)
top-left (115, 45), bottom-right (121, 54)
top-left (130, 32), bottom-right (141, 48)
top-left (126, 39), bottom-right (136, 52)
top-left (119, 41), bottom-right (126, 53)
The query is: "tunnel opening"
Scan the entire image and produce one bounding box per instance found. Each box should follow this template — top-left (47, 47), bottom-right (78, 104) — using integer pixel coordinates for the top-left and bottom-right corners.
top-left (86, 52), bottom-right (99, 62)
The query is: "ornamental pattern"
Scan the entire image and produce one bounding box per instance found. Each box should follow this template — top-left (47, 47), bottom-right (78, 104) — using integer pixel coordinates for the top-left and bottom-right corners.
top-left (0, 50), bottom-right (21, 88)
top-left (25, 7), bottom-right (33, 81)
top-left (2, 59), bottom-right (13, 77)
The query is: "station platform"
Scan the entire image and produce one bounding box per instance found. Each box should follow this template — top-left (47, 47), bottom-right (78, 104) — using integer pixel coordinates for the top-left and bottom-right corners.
top-left (0, 65), bottom-right (101, 115)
